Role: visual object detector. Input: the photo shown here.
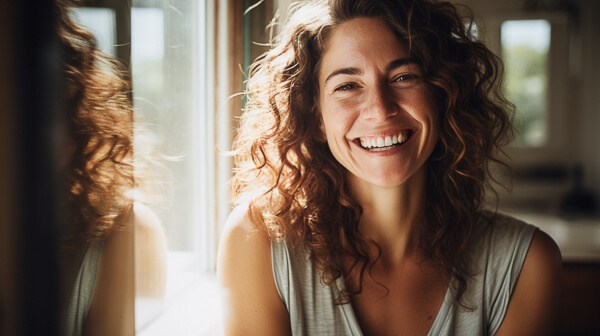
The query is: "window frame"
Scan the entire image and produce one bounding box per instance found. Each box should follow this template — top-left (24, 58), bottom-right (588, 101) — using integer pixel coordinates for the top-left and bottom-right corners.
top-left (483, 12), bottom-right (572, 166)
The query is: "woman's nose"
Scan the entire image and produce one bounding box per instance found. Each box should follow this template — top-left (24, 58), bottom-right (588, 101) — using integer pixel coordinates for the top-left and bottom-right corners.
top-left (361, 85), bottom-right (398, 122)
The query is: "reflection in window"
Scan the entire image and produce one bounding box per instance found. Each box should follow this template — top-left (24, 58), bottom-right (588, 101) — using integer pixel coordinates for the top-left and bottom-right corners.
top-left (131, 1), bottom-right (214, 333)
top-left (69, 7), bottom-right (117, 57)
top-left (132, 7), bottom-right (165, 111)
top-left (502, 19), bottom-right (550, 147)
top-left (66, 1), bottom-right (214, 334)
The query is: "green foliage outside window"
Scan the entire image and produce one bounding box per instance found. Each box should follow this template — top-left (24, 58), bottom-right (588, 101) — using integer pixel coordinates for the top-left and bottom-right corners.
top-left (502, 20), bottom-right (550, 147)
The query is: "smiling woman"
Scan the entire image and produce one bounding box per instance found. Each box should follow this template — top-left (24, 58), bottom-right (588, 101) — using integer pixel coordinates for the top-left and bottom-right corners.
top-left (318, 17), bottom-right (438, 188)
top-left (218, 0), bottom-right (562, 335)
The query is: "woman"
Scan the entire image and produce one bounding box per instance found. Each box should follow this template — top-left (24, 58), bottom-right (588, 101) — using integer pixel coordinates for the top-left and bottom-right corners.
top-left (55, 1), bottom-right (168, 335)
top-left (218, 0), bottom-right (562, 335)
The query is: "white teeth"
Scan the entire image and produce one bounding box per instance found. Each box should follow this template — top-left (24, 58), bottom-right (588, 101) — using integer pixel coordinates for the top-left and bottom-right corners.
top-left (358, 131), bottom-right (411, 150)
top-left (398, 132), bottom-right (406, 143)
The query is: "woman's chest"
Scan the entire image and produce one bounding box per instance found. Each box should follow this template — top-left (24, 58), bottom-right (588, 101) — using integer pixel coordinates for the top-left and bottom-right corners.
top-left (347, 264), bottom-right (448, 336)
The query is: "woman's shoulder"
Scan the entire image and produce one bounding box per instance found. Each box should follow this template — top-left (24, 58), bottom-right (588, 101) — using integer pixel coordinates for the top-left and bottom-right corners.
top-left (217, 204), bottom-right (291, 335)
top-left (481, 211), bottom-right (562, 335)
top-left (476, 210), bottom-right (538, 245)
top-left (474, 208), bottom-right (561, 273)
top-left (133, 202), bottom-right (162, 231)
top-left (464, 210), bottom-right (562, 335)
top-left (468, 210), bottom-right (550, 289)
top-left (479, 210), bottom-right (560, 259)
top-left (218, 204), bottom-right (274, 281)
top-left (478, 209), bottom-right (532, 226)
top-left (219, 204), bottom-right (271, 251)
top-left (482, 209), bottom-right (562, 284)
top-left (132, 202), bottom-right (167, 298)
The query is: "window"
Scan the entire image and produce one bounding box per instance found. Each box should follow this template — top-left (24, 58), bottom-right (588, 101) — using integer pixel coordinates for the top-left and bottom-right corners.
top-left (484, 13), bottom-right (571, 164)
top-left (70, 0), bottom-right (280, 333)
top-left (70, 7), bottom-right (117, 57)
top-left (73, 1), bottom-right (220, 334)
top-left (480, 12), bottom-right (573, 210)
top-left (130, 0), bottom-right (219, 334)
top-left (502, 19), bottom-right (551, 147)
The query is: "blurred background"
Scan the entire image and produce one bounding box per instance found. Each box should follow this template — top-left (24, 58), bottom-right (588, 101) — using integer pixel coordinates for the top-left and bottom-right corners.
top-left (450, 2), bottom-right (600, 335)
top-left (1, 0), bottom-right (598, 335)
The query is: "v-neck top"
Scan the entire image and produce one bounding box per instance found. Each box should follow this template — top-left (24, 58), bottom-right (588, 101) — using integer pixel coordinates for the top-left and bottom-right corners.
top-left (270, 211), bottom-right (537, 336)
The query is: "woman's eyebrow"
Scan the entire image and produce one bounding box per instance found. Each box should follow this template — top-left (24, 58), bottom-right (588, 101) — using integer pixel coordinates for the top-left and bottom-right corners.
top-left (386, 58), bottom-right (418, 72)
top-left (324, 58), bottom-right (419, 85)
top-left (324, 67), bottom-right (362, 85)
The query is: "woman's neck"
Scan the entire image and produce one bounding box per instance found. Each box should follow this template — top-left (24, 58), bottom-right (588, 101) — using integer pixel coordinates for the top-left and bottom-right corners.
top-left (348, 165), bottom-right (428, 262)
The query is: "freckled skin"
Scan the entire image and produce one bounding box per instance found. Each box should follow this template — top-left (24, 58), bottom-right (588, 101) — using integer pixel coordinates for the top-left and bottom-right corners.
top-left (318, 17), bottom-right (439, 189)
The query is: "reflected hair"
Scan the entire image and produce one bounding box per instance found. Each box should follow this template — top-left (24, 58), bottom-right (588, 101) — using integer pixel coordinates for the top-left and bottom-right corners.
top-left (55, 0), bottom-right (135, 247)
top-left (231, 0), bottom-right (513, 306)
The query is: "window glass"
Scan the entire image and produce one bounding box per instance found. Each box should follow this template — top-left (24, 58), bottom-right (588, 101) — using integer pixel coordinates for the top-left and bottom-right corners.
top-left (67, 1), bottom-right (215, 333)
top-left (501, 19), bottom-right (551, 147)
top-left (132, 7), bottom-right (165, 111)
top-left (69, 7), bottom-right (117, 57)
top-left (131, 0), bottom-right (215, 333)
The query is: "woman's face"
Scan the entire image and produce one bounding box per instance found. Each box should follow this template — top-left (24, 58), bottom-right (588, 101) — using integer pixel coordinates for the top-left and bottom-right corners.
top-left (318, 16), bottom-right (439, 188)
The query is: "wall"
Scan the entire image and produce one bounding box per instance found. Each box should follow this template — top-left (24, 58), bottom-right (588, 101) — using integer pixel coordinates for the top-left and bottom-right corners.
top-left (456, 0), bottom-right (600, 205)
top-left (577, 0), bottom-right (600, 199)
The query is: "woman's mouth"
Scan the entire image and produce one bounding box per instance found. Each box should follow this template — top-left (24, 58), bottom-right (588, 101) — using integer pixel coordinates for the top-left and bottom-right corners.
top-left (355, 130), bottom-right (413, 152)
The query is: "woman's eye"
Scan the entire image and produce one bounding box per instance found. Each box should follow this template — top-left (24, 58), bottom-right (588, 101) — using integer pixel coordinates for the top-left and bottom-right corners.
top-left (393, 74), bottom-right (418, 82)
top-left (334, 83), bottom-right (357, 92)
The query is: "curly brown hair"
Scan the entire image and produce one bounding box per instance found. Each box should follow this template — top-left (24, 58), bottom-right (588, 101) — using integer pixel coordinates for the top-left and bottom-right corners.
top-left (231, 0), bottom-right (513, 305)
top-left (55, 0), bottom-right (135, 247)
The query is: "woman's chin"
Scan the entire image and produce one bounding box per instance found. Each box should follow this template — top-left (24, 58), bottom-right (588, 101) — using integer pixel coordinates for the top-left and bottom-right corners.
top-left (347, 163), bottom-right (428, 190)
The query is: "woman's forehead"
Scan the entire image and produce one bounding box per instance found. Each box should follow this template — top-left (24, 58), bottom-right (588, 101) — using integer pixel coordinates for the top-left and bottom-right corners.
top-left (319, 17), bottom-right (409, 79)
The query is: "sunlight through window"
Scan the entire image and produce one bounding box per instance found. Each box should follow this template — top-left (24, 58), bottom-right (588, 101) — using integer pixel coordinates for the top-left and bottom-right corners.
top-left (502, 20), bottom-right (551, 147)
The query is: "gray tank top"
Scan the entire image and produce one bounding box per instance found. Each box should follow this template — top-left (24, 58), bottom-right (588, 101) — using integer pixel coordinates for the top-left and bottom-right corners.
top-left (62, 241), bottom-right (104, 336)
top-left (271, 211), bottom-right (537, 335)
